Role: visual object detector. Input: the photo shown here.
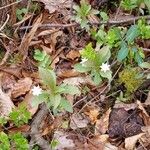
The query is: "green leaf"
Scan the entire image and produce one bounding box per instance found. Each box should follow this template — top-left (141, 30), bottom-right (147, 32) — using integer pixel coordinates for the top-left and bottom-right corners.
top-left (39, 67), bottom-right (56, 91)
top-left (60, 99), bottom-right (73, 113)
top-left (125, 25), bottom-right (140, 43)
top-left (74, 63), bottom-right (91, 73)
top-left (92, 71), bottom-right (102, 85)
top-left (81, 43), bottom-right (96, 60)
top-left (31, 92), bottom-right (49, 107)
top-left (100, 70), bottom-right (112, 81)
top-left (135, 52), bottom-right (143, 65)
top-left (0, 132), bottom-right (10, 150)
top-left (58, 84), bottom-right (81, 95)
top-left (117, 42), bottom-right (129, 61)
top-left (9, 105), bottom-right (31, 127)
top-left (97, 46), bottom-right (111, 64)
top-left (144, 0), bottom-right (150, 13)
top-left (100, 11), bottom-right (109, 21)
top-left (139, 62), bottom-right (150, 69)
top-left (51, 94), bottom-right (61, 110)
top-left (34, 49), bottom-right (47, 61)
top-left (9, 132), bottom-right (29, 150)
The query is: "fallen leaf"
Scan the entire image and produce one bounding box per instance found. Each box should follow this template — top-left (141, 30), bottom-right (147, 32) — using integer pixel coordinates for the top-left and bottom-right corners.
top-left (0, 88), bottom-right (14, 117)
top-left (137, 100), bottom-right (150, 125)
top-left (34, 0), bottom-right (71, 14)
top-left (84, 106), bottom-right (100, 124)
top-left (87, 135), bottom-right (108, 150)
top-left (40, 45), bottom-right (53, 54)
top-left (63, 76), bottom-right (95, 86)
top-left (53, 131), bottom-right (75, 149)
top-left (23, 93), bottom-right (38, 116)
top-left (66, 50), bottom-right (80, 60)
top-left (96, 109), bottom-right (111, 134)
top-left (57, 69), bottom-right (80, 78)
top-left (125, 133), bottom-right (144, 150)
top-left (104, 143), bottom-right (118, 150)
top-left (18, 14), bottom-right (42, 60)
top-left (11, 77), bottom-right (32, 98)
top-left (70, 113), bottom-right (89, 129)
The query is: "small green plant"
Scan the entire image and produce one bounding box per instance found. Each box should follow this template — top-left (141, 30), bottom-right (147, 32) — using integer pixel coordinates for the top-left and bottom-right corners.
top-left (34, 49), bottom-right (51, 68)
top-left (32, 67), bottom-right (80, 113)
top-left (138, 19), bottom-right (150, 39)
top-left (33, 49), bottom-right (80, 113)
top-left (0, 132), bottom-right (29, 150)
top-left (119, 67), bottom-right (143, 94)
top-left (9, 104), bottom-right (31, 127)
top-left (0, 132), bottom-right (10, 150)
top-left (116, 91), bottom-right (128, 102)
top-left (9, 132), bottom-right (29, 150)
top-left (73, 0), bottom-right (99, 30)
top-left (121, 0), bottom-right (140, 10)
top-left (74, 43), bottom-right (112, 85)
top-left (16, 8), bottom-right (28, 20)
top-left (121, 0), bottom-right (150, 12)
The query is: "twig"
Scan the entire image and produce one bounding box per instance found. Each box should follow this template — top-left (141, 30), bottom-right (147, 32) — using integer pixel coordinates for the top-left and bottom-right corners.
top-left (0, 0), bottom-right (22, 10)
top-left (0, 40), bottom-right (11, 66)
top-left (19, 15), bottom-right (150, 30)
top-left (142, 48), bottom-right (150, 52)
top-left (19, 23), bottom-right (77, 30)
top-left (30, 103), bottom-right (51, 150)
top-left (0, 14), bottom-right (10, 31)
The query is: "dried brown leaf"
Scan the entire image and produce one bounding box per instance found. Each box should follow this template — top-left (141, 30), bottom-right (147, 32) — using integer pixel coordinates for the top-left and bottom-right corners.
top-left (70, 113), bottom-right (89, 129)
top-left (53, 131), bottom-right (75, 149)
top-left (66, 50), bottom-right (80, 60)
top-left (19, 14), bottom-right (42, 60)
top-left (125, 133), bottom-right (144, 150)
top-left (96, 109), bottom-right (111, 134)
top-left (11, 77), bottom-right (32, 98)
top-left (0, 88), bottom-right (14, 117)
top-left (63, 76), bottom-right (95, 86)
top-left (33, 0), bottom-right (71, 14)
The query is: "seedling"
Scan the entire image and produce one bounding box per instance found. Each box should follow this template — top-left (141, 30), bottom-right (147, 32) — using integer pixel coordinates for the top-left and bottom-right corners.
top-left (73, 0), bottom-right (99, 30)
top-left (9, 104), bottom-right (31, 127)
top-left (74, 43), bottom-right (112, 85)
top-left (0, 132), bottom-right (29, 150)
top-left (32, 67), bottom-right (80, 113)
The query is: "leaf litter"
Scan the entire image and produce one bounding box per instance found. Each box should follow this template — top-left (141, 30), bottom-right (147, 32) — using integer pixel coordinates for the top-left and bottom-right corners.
top-left (0, 0), bottom-right (150, 149)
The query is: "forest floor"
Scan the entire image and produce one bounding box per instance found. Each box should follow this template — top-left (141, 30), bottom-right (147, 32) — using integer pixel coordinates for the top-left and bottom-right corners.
top-left (0, 0), bottom-right (150, 150)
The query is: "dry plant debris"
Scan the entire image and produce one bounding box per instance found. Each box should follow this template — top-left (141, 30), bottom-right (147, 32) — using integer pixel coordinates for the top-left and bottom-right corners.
top-left (0, 0), bottom-right (150, 149)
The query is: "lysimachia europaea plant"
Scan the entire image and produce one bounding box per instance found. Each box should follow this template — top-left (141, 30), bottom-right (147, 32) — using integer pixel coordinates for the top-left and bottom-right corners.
top-left (74, 43), bottom-right (112, 85)
top-left (32, 50), bottom-right (80, 113)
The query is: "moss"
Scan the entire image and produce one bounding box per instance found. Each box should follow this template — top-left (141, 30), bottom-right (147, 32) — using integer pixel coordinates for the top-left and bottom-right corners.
top-left (119, 67), bottom-right (143, 94)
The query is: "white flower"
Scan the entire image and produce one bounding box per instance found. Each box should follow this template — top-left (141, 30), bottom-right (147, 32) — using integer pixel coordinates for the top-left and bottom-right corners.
top-left (81, 58), bottom-right (88, 66)
top-left (100, 63), bottom-right (110, 72)
top-left (31, 85), bottom-right (42, 96)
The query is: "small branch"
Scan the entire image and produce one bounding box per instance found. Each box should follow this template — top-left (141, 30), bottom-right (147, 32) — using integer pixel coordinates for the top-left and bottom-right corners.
top-left (0, 14), bottom-right (10, 31)
top-left (19, 15), bottom-right (150, 30)
top-left (142, 48), bottom-right (150, 52)
top-left (19, 23), bottom-right (77, 30)
top-left (0, 0), bottom-right (22, 10)
top-left (30, 103), bottom-right (51, 150)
